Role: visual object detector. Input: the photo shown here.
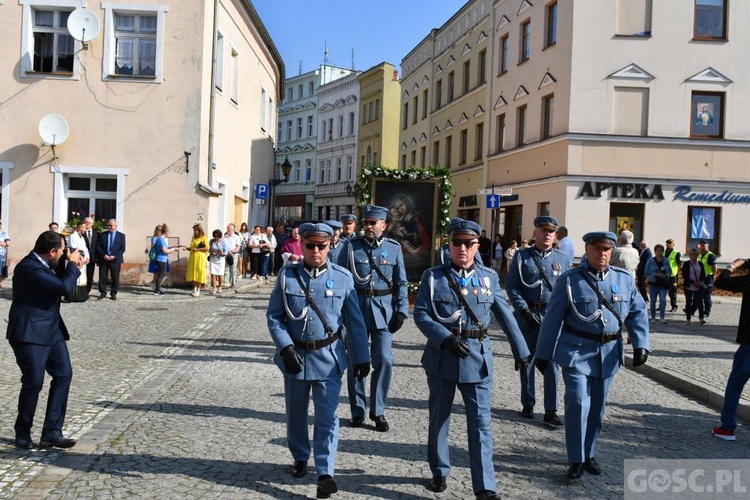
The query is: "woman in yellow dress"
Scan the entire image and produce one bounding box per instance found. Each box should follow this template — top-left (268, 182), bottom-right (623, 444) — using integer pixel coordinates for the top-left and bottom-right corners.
top-left (186, 223), bottom-right (209, 296)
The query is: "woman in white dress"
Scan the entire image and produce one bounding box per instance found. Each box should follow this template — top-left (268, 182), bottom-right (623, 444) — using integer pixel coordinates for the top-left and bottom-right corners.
top-left (208, 228), bottom-right (228, 294)
top-left (67, 221), bottom-right (89, 301)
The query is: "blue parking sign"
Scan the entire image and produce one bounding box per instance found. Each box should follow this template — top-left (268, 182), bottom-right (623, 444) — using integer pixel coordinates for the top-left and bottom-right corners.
top-left (487, 194), bottom-right (500, 209)
top-left (255, 183), bottom-right (269, 200)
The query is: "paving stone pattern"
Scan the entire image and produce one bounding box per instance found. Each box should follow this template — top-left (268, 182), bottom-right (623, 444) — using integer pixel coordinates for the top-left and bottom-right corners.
top-left (0, 284), bottom-right (747, 499)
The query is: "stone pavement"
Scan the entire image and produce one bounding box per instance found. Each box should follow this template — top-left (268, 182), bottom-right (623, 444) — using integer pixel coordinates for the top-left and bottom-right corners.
top-left (0, 278), bottom-right (747, 499)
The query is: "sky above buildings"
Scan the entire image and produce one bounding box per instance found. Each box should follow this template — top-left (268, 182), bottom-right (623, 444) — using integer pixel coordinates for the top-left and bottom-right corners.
top-left (253, 0), bottom-right (467, 78)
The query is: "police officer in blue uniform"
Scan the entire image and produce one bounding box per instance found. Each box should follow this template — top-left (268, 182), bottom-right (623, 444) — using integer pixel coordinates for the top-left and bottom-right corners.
top-left (340, 214), bottom-right (357, 240)
top-left (324, 220), bottom-right (344, 263)
top-left (437, 218), bottom-right (483, 267)
top-left (267, 223), bottom-right (371, 499)
top-left (414, 218), bottom-right (530, 500)
top-left (535, 231), bottom-right (649, 480)
top-left (506, 216), bottom-right (571, 424)
top-left (337, 205), bottom-right (409, 432)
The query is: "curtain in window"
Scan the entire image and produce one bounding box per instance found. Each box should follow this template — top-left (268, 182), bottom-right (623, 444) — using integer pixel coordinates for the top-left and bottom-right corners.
top-left (691, 208), bottom-right (715, 239)
top-left (139, 39), bottom-right (156, 75)
top-left (115, 38), bottom-right (134, 72)
top-left (34, 11), bottom-right (54, 27)
top-left (140, 16), bottom-right (157, 33)
top-left (116, 15), bottom-right (135, 31)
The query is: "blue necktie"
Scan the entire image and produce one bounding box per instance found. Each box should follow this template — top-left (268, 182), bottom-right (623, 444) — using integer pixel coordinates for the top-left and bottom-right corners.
top-left (108, 232), bottom-right (113, 254)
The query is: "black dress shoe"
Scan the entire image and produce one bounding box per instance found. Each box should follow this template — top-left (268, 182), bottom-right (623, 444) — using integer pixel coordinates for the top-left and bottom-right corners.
top-left (567, 463), bottom-right (584, 480)
top-left (584, 457), bottom-right (602, 475)
top-left (97, 293), bottom-right (106, 300)
top-left (110, 295), bottom-right (117, 301)
top-left (316, 475), bottom-right (338, 499)
top-left (475, 490), bottom-right (499, 499)
top-left (39, 434), bottom-right (77, 449)
top-left (292, 460), bottom-right (307, 478)
top-left (520, 405), bottom-right (534, 418)
top-left (14, 436), bottom-right (33, 449)
top-left (350, 416), bottom-right (364, 428)
top-left (370, 414), bottom-right (389, 432)
top-left (429, 474), bottom-right (447, 492)
top-left (543, 410), bottom-right (563, 426)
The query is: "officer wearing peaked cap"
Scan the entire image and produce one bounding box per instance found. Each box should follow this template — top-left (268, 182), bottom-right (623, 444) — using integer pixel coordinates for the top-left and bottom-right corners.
top-left (437, 219), bottom-right (484, 267)
top-left (506, 215), bottom-right (571, 424)
top-left (337, 205), bottom-right (409, 432)
top-left (267, 222), bottom-right (370, 499)
top-left (340, 214), bottom-right (357, 240)
top-left (324, 220), bottom-right (344, 263)
top-left (414, 218), bottom-right (530, 499)
top-left (535, 231), bottom-right (649, 480)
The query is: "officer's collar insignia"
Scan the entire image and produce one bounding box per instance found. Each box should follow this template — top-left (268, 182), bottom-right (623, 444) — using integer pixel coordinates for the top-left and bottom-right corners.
top-left (450, 264), bottom-right (475, 279)
top-left (365, 236), bottom-right (383, 248)
top-left (587, 268), bottom-right (608, 281)
top-left (534, 248), bottom-right (551, 258)
top-left (304, 263), bottom-right (328, 278)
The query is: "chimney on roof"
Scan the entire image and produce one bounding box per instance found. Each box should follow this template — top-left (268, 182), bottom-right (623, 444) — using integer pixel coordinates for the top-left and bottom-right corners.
top-left (392, 69), bottom-right (399, 81)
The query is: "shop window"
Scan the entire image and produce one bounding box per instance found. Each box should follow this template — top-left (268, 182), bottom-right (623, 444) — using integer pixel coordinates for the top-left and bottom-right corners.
top-left (690, 91), bottom-right (724, 138)
top-left (613, 87), bottom-right (649, 136)
top-left (616, 0), bottom-right (652, 36)
top-left (694, 0), bottom-right (727, 40)
top-left (687, 206), bottom-right (721, 255)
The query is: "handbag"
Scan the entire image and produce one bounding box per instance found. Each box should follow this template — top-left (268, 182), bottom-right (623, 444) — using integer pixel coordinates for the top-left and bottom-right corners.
top-left (226, 252), bottom-right (234, 266)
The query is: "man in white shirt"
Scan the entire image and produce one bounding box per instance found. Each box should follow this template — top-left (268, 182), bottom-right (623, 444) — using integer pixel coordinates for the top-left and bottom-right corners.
top-left (610, 230), bottom-right (640, 277)
top-left (223, 223), bottom-right (243, 288)
top-left (555, 226), bottom-right (575, 261)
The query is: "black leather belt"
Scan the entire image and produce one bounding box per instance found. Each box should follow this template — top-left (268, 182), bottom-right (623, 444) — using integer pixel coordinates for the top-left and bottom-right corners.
top-left (529, 302), bottom-right (547, 310)
top-left (564, 323), bottom-right (621, 343)
top-left (357, 288), bottom-right (391, 297)
top-left (451, 327), bottom-right (488, 339)
top-left (293, 332), bottom-right (342, 351)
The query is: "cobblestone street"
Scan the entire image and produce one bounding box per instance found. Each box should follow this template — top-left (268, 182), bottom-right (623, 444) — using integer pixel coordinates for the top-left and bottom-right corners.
top-left (0, 283), bottom-right (747, 499)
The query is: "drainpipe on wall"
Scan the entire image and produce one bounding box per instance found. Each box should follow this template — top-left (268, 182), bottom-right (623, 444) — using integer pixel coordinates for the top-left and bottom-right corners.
top-left (207, 0), bottom-right (220, 187)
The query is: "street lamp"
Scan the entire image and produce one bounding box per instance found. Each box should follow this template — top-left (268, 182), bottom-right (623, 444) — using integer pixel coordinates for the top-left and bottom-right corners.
top-left (269, 156), bottom-right (293, 226)
top-left (345, 183), bottom-right (360, 199)
top-left (270, 156), bottom-right (293, 187)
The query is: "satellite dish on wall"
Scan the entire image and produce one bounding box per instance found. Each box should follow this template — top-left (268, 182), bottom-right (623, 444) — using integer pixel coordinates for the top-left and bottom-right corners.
top-left (67, 8), bottom-right (101, 48)
top-left (39, 114), bottom-right (70, 160)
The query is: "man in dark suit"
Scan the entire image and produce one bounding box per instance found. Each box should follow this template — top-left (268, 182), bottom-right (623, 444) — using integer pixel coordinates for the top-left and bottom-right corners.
top-left (7, 231), bottom-right (84, 449)
top-left (82, 216), bottom-right (99, 294)
top-left (97, 219), bottom-right (126, 300)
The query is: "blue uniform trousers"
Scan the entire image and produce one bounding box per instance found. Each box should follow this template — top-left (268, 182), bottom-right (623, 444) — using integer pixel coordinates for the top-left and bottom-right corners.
top-left (10, 340), bottom-right (72, 436)
top-left (427, 374), bottom-right (495, 494)
top-left (519, 322), bottom-right (559, 411)
top-left (347, 328), bottom-right (393, 417)
top-left (562, 369), bottom-right (614, 463)
top-left (284, 374), bottom-right (342, 477)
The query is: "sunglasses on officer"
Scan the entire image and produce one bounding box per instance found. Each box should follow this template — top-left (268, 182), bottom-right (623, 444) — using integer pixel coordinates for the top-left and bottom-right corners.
top-left (304, 242), bottom-right (329, 250)
top-left (451, 238), bottom-right (479, 248)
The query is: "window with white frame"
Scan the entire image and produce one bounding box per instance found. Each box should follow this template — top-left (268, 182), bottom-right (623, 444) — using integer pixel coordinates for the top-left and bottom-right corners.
top-left (297, 118), bottom-right (303, 139)
top-left (102, 3), bottom-right (168, 81)
top-left (307, 115), bottom-right (314, 137)
top-left (229, 46), bottom-right (239, 103)
top-left (305, 159), bottom-right (312, 184)
top-left (19, 0), bottom-right (82, 78)
top-left (215, 32), bottom-right (224, 90)
top-left (349, 112), bottom-right (355, 135)
top-left (65, 175), bottom-right (118, 224)
top-left (337, 158), bottom-right (342, 181)
top-left (31, 8), bottom-right (75, 73)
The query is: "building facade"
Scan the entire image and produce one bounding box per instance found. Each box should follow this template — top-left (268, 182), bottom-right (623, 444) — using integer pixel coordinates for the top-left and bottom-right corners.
top-left (399, 0), bottom-right (492, 223)
top-left (315, 72), bottom-right (361, 221)
top-left (0, 0), bottom-right (283, 282)
top-left (274, 64), bottom-right (354, 223)
top-left (487, 0), bottom-right (750, 261)
top-left (357, 62), bottom-right (401, 170)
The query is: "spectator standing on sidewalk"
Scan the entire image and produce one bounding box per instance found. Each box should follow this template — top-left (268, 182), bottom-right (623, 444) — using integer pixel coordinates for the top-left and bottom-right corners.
top-left (222, 224), bottom-right (242, 288)
top-left (681, 248), bottom-right (707, 325)
top-left (636, 241), bottom-right (652, 303)
top-left (209, 229), bottom-right (228, 294)
top-left (267, 222), bottom-right (370, 499)
top-left (610, 230), bottom-right (639, 278)
top-left (665, 239), bottom-right (682, 312)
top-left (555, 226), bottom-right (575, 261)
top-left (491, 234), bottom-right (503, 272)
top-left (237, 223), bottom-right (250, 279)
top-left (186, 224), bottom-right (209, 297)
top-left (262, 226), bottom-right (277, 279)
top-left (273, 223), bottom-right (289, 274)
top-left (712, 258), bottom-right (750, 441)
top-left (535, 231), bottom-right (649, 480)
top-left (698, 239), bottom-right (718, 318)
top-left (646, 244), bottom-right (672, 323)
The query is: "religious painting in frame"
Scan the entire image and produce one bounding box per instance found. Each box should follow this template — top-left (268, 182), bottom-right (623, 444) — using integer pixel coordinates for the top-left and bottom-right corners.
top-left (371, 178), bottom-right (439, 282)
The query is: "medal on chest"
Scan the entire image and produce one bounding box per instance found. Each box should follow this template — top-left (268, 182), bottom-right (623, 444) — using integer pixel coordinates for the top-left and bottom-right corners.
top-left (325, 278), bottom-right (334, 297)
top-left (380, 249), bottom-right (389, 265)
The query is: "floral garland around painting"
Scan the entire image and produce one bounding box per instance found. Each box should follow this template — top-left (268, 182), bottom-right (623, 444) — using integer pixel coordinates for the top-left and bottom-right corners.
top-left (357, 165), bottom-right (452, 295)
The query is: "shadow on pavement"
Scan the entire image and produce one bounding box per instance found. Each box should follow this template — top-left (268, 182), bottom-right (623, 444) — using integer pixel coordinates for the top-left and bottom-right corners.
top-left (89, 401), bottom-right (287, 422)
